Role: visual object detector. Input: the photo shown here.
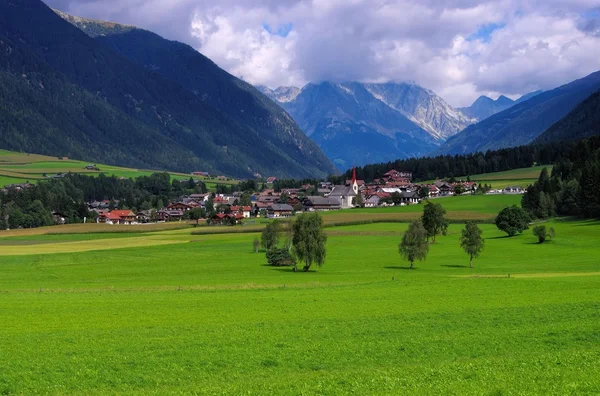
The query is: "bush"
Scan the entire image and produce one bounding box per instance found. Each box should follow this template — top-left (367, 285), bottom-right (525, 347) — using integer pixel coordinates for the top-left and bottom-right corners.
top-left (533, 225), bottom-right (555, 243)
top-left (495, 205), bottom-right (531, 236)
top-left (266, 248), bottom-right (294, 267)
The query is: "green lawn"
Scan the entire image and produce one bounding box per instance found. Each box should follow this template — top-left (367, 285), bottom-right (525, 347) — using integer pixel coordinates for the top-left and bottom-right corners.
top-left (0, 215), bottom-right (599, 394)
top-left (0, 149), bottom-right (238, 189)
top-left (470, 165), bottom-right (551, 181)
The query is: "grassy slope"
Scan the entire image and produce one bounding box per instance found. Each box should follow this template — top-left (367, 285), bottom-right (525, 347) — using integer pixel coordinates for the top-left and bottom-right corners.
top-left (0, 208), bottom-right (599, 394)
top-left (0, 149), bottom-right (237, 188)
top-left (467, 165), bottom-right (552, 188)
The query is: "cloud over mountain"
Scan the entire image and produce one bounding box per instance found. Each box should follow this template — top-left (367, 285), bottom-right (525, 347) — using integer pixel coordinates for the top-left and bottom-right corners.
top-left (44, 0), bottom-right (600, 106)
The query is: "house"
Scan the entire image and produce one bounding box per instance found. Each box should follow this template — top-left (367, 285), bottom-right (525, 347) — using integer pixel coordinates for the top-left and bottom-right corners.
top-left (266, 176), bottom-right (277, 184)
top-left (384, 170), bottom-right (413, 180)
top-left (211, 213), bottom-right (243, 225)
top-left (400, 191), bottom-right (420, 205)
top-left (365, 195), bottom-right (381, 208)
top-left (230, 206), bottom-right (252, 218)
top-left (136, 210), bottom-right (153, 223)
top-left (110, 210), bottom-right (137, 224)
top-left (268, 204), bottom-right (294, 218)
top-left (504, 186), bottom-right (525, 194)
top-left (84, 164), bottom-right (99, 171)
top-left (52, 211), bottom-right (67, 225)
top-left (192, 171), bottom-right (210, 177)
top-left (329, 168), bottom-right (359, 209)
top-left (435, 181), bottom-right (454, 196)
top-left (303, 196), bottom-right (342, 211)
top-left (166, 202), bottom-right (192, 211)
top-left (157, 209), bottom-right (184, 222)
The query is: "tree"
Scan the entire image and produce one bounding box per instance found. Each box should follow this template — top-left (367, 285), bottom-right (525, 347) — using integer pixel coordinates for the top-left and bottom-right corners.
top-left (398, 220), bottom-right (429, 269)
top-left (292, 213), bottom-right (327, 272)
top-left (421, 201), bottom-right (448, 243)
top-left (418, 186), bottom-right (429, 199)
top-left (261, 220), bottom-right (282, 251)
top-left (454, 184), bottom-right (466, 196)
top-left (533, 225), bottom-right (556, 243)
top-left (391, 192), bottom-right (402, 206)
top-left (459, 221), bottom-right (485, 268)
top-left (495, 206), bottom-right (531, 236)
top-left (352, 191), bottom-right (365, 208)
top-left (239, 192), bottom-right (252, 207)
top-left (266, 248), bottom-right (294, 266)
top-left (253, 238), bottom-right (260, 253)
top-left (186, 207), bottom-right (206, 226)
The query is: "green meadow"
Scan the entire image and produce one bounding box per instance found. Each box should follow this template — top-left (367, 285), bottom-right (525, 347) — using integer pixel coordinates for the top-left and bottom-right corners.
top-left (0, 149), bottom-right (238, 189)
top-left (0, 195), bottom-right (599, 395)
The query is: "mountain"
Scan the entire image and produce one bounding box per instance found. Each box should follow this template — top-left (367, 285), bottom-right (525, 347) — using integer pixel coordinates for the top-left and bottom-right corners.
top-left (534, 90), bottom-right (600, 144)
top-left (257, 86), bottom-right (301, 103)
top-left (0, 1), bottom-right (336, 179)
top-left (263, 82), bottom-right (473, 169)
top-left (458, 95), bottom-right (515, 121)
top-left (436, 71), bottom-right (600, 155)
top-left (515, 90), bottom-right (544, 104)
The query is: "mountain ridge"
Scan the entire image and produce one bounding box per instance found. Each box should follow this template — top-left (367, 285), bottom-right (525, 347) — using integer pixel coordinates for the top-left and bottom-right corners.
top-left (262, 81), bottom-right (474, 168)
top-left (0, 1), bottom-right (337, 179)
top-left (436, 71), bottom-right (600, 155)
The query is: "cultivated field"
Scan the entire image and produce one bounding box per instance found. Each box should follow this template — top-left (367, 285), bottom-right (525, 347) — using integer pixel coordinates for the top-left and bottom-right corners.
top-left (0, 149), bottom-right (238, 189)
top-left (0, 195), bottom-right (598, 394)
top-left (466, 165), bottom-right (552, 189)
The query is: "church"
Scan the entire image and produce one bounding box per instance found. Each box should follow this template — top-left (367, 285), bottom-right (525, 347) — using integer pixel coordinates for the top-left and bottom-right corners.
top-left (329, 168), bottom-right (359, 209)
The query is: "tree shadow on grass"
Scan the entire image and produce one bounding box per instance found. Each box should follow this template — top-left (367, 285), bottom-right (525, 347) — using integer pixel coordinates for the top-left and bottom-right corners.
top-left (268, 267), bottom-right (318, 273)
top-left (441, 264), bottom-right (469, 268)
top-left (384, 266), bottom-right (417, 270)
top-left (486, 235), bottom-right (514, 240)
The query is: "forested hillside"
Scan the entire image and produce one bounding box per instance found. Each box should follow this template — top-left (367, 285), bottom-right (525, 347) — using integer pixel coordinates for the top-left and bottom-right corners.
top-left (437, 71), bottom-right (600, 155)
top-left (0, 0), bottom-right (336, 179)
top-left (534, 91), bottom-right (600, 144)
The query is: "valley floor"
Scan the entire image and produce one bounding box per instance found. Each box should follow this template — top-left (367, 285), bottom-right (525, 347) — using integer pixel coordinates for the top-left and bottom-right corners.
top-left (0, 199), bottom-right (598, 394)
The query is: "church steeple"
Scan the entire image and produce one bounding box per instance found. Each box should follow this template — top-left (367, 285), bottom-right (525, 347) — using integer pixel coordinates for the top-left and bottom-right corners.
top-left (351, 167), bottom-right (358, 194)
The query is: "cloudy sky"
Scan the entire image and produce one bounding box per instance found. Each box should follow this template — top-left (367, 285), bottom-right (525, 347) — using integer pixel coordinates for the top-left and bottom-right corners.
top-left (44, 0), bottom-right (600, 107)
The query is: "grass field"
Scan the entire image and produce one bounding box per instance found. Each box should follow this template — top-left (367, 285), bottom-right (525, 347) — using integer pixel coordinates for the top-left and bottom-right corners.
top-left (465, 165), bottom-right (552, 189)
top-left (0, 149), bottom-right (238, 189)
top-left (0, 194), bottom-right (598, 395)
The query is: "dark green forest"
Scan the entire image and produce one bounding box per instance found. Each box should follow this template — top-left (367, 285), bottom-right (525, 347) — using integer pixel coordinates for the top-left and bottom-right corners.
top-left (522, 137), bottom-right (600, 219)
top-left (0, 0), bottom-right (336, 179)
top-left (0, 173), bottom-right (208, 229)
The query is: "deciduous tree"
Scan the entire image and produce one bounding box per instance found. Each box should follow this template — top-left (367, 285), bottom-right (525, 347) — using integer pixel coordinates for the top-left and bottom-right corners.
top-left (421, 201), bottom-right (448, 243)
top-left (261, 220), bottom-right (282, 251)
top-left (292, 213), bottom-right (327, 272)
top-left (495, 206), bottom-right (531, 236)
top-left (459, 221), bottom-right (485, 268)
top-left (399, 220), bottom-right (429, 269)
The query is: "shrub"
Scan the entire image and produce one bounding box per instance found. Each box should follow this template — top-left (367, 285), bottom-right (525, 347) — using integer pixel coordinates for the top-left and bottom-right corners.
top-left (533, 225), bottom-right (556, 243)
top-left (266, 248), bottom-right (294, 267)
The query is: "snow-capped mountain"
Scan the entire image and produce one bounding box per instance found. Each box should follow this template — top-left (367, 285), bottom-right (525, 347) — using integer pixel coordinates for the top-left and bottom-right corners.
top-left (261, 81), bottom-right (474, 168)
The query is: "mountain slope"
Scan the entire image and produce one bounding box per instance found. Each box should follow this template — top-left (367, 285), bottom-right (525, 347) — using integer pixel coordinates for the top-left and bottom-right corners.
top-left (458, 95), bottom-right (515, 121)
top-left (0, 0), bottom-right (336, 178)
top-left (257, 86), bottom-right (301, 103)
top-left (534, 90), bottom-right (600, 144)
top-left (263, 82), bottom-right (472, 168)
top-left (437, 71), bottom-right (600, 155)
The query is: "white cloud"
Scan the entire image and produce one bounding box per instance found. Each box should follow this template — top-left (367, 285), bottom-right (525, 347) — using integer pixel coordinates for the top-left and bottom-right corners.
top-left (45, 0), bottom-right (600, 107)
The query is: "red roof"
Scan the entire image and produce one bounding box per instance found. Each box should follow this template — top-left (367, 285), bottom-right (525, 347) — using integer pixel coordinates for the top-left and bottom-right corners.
top-left (106, 212), bottom-right (122, 221)
top-left (109, 210), bottom-right (135, 218)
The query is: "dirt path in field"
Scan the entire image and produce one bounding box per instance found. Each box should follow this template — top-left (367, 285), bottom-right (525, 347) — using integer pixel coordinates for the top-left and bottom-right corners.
top-left (454, 272), bottom-right (600, 279)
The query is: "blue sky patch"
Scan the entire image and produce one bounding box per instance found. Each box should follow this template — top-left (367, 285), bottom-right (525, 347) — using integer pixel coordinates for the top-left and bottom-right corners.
top-left (467, 22), bottom-right (506, 42)
top-left (263, 22), bottom-right (293, 37)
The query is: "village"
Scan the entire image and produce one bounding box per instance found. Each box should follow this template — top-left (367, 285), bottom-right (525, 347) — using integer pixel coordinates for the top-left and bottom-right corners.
top-left (88, 169), bottom-right (526, 226)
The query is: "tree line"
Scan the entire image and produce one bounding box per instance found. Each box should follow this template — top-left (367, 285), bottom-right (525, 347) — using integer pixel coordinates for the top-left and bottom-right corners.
top-left (340, 140), bottom-right (585, 183)
top-left (522, 137), bottom-right (600, 219)
top-left (0, 173), bottom-right (208, 229)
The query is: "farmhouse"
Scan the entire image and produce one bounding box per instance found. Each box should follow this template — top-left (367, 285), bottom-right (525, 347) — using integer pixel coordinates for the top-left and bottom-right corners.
top-left (268, 204), bottom-right (294, 218)
top-left (97, 210), bottom-right (136, 225)
top-left (504, 186), bottom-right (525, 194)
top-left (303, 196), bottom-right (342, 211)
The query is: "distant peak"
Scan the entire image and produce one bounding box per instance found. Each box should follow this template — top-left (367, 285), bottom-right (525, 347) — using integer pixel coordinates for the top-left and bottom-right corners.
top-left (495, 95), bottom-right (514, 105)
